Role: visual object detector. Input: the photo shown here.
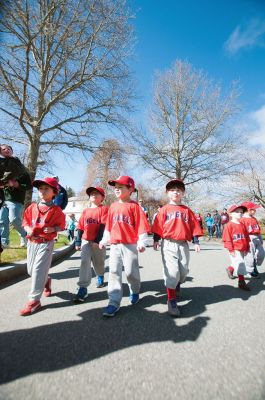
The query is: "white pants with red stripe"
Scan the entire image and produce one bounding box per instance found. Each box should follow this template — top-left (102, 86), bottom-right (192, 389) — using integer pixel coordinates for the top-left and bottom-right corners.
top-left (161, 239), bottom-right (190, 289)
top-left (244, 235), bottom-right (265, 273)
top-left (78, 240), bottom-right (106, 287)
top-left (107, 243), bottom-right (140, 307)
top-left (27, 241), bottom-right (54, 301)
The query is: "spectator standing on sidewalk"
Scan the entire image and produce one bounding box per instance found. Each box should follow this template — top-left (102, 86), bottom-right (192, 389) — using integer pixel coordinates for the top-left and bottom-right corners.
top-left (52, 176), bottom-right (68, 210)
top-left (220, 208), bottom-right (229, 235)
top-left (213, 210), bottom-right (221, 238)
top-left (204, 213), bottom-right (214, 240)
top-left (0, 144), bottom-right (31, 248)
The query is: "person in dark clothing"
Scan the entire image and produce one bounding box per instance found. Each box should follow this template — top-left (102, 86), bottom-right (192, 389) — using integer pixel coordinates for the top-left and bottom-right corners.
top-left (52, 176), bottom-right (68, 210)
top-left (0, 144), bottom-right (32, 247)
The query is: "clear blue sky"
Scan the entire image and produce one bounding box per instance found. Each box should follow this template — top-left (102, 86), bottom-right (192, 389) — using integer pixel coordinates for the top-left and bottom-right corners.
top-left (58, 0), bottom-right (265, 192)
top-left (132, 0), bottom-right (265, 112)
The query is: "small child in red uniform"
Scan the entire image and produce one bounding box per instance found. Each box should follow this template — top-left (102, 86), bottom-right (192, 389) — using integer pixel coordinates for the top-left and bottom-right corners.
top-left (222, 204), bottom-right (250, 291)
top-left (152, 179), bottom-right (203, 317)
top-left (73, 186), bottom-right (108, 303)
top-left (240, 201), bottom-right (265, 278)
top-left (20, 177), bottom-right (65, 316)
top-left (99, 176), bottom-right (150, 317)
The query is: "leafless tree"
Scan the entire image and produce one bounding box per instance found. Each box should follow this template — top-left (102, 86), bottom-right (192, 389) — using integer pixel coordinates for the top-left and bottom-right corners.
top-left (0, 0), bottom-right (135, 201)
top-left (81, 138), bottom-right (125, 203)
top-left (219, 148), bottom-right (265, 208)
top-left (131, 60), bottom-right (240, 185)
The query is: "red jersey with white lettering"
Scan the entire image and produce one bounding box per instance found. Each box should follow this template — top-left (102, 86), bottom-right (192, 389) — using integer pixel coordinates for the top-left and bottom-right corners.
top-left (23, 203), bottom-right (65, 241)
top-left (222, 221), bottom-right (250, 252)
top-left (106, 201), bottom-right (150, 244)
top-left (240, 216), bottom-right (260, 235)
top-left (152, 204), bottom-right (203, 241)
top-left (77, 205), bottom-right (109, 241)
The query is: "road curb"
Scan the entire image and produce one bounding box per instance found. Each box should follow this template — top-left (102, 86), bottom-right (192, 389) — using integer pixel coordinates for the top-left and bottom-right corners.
top-left (0, 242), bottom-right (75, 284)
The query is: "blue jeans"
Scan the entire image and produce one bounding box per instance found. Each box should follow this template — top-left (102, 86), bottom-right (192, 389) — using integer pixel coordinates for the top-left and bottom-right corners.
top-left (0, 201), bottom-right (27, 245)
top-left (214, 224), bottom-right (221, 238)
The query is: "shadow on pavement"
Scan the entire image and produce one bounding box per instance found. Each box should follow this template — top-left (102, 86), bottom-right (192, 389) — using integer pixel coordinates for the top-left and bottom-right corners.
top-left (1, 275), bottom-right (264, 384)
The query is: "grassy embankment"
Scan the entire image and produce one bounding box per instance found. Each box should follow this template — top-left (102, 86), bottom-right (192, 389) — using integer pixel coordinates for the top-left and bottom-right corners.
top-left (0, 230), bottom-right (70, 264)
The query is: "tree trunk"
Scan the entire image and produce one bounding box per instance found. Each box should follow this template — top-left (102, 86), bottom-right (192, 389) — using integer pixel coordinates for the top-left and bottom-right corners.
top-left (24, 134), bottom-right (40, 208)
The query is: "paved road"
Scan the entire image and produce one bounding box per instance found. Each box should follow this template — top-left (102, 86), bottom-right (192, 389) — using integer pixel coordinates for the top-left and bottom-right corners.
top-left (1, 241), bottom-right (265, 400)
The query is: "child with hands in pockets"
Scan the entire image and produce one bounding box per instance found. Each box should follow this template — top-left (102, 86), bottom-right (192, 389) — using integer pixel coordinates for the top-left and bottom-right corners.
top-left (99, 176), bottom-right (150, 317)
top-left (152, 179), bottom-right (203, 317)
top-left (20, 177), bottom-right (65, 316)
top-left (240, 201), bottom-right (265, 278)
top-left (223, 204), bottom-right (250, 291)
top-left (73, 186), bottom-right (108, 303)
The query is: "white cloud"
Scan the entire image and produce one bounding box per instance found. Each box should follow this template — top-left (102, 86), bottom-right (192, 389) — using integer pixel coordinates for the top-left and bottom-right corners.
top-left (247, 105), bottom-right (265, 146)
top-left (224, 19), bottom-right (265, 55)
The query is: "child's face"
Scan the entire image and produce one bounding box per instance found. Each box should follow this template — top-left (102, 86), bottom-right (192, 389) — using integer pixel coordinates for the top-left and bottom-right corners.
top-left (114, 183), bottom-right (132, 200)
top-left (89, 190), bottom-right (104, 205)
top-left (38, 184), bottom-right (55, 202)
top-left (248, 209), bottom-right (256, 216)
top-left (230, 208), bottom-right (244, 220)
top-left (1, 145), bottom-right (13, 158)
top-left (167, 186), bottom-right (184, 203)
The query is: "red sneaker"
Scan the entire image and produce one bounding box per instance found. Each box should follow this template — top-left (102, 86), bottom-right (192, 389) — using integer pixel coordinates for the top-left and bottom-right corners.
top-left (44, 277), bottom-right (52, 297)
top-left (20, 300), bottom-right (41, 316)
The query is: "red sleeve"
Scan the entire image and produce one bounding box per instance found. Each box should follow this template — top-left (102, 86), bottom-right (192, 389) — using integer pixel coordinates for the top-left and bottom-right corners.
top-left (151, 208), bottom-right (164, 237)
top-left (222, 224), bottom-right (234, 252)
top-left (189, 209), bottom-right (204, 237)
top-left (22, 204), bottom-right (34, 227)
top-left (101, 206), bottom-right (109, 225)
top-left (135, 204), bottom-right (150, 235)
top-left (77, 210), bottom-right (85, 230)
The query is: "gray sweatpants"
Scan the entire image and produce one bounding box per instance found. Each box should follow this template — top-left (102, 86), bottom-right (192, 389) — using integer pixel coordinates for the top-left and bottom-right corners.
top-left (161, 239), bottom-right (190, 288)
top-left (108, 243), bottom-right (140, 307)
top-left (244, 235), bottom-right (265, 273)
top-left (78, 240), bottom-right (106, 287)
top-left (229, 250), bottom-right (247, 276)
top-left (27, 241), bottom-right (54, 301)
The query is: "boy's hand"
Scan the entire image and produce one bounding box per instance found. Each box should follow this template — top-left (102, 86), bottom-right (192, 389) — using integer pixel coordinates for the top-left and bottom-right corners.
top-left (137, 246), bottom-right (145, 253)
top-left (43, 227), bottom-right (56, 233)
top-left (98, 243), bottom-right (105, 250)
top-left (194, 244), bottom-right (200, 252)
top-left (75, 246), bottom-right (81, 251)
top-left (153, 241), bottom-right (159, 251)
top-left (25, 227), bottom-right (34, 236)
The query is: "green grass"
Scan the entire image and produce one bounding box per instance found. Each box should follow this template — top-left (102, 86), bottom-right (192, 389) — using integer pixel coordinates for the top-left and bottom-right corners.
top-left (0, 230), bottom-right (70, 264)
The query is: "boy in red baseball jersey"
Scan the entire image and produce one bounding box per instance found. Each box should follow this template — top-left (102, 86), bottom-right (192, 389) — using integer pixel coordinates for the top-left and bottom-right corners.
top-left (99, 176), bottom-right (150, 317)
top-left (240, 201), bottom-right (264, 278)
top-left (73, 186), bottom-right (108, 303)
top-left (20, 177), bottom-right (65, 316)
top-left (223, 204), bottom-right (250, 290)
top-left (152, 179), bottom-right (203, 317)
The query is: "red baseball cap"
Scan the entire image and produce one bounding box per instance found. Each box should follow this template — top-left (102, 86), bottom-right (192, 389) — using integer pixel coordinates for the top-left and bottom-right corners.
top-left (166, 179), bottom-right (185, 191)
top-left (32, 177), bottom-right (60, 192)
top-left (240, 201), bottom-right (260, 210)
top-left (228, 204), bottom-right (247, 213)
top-left (108, 175), bottom-right (136, 191)
top-left (86, 186), bottom-right (105, 197)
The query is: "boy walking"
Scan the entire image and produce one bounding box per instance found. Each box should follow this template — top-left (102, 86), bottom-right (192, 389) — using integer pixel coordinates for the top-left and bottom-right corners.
top-left (99, 176), bottom-right (150, 317)
top-left (73, 186), bottom-right (108, 303)
top-left (240, 201), bottom-right (265, 278)
top-left (20, 177), bottom-right (65, 316)
top-left (222, 204), bottom-right (250, 291)
top-left (152, 179), bottom-right (203, 317)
